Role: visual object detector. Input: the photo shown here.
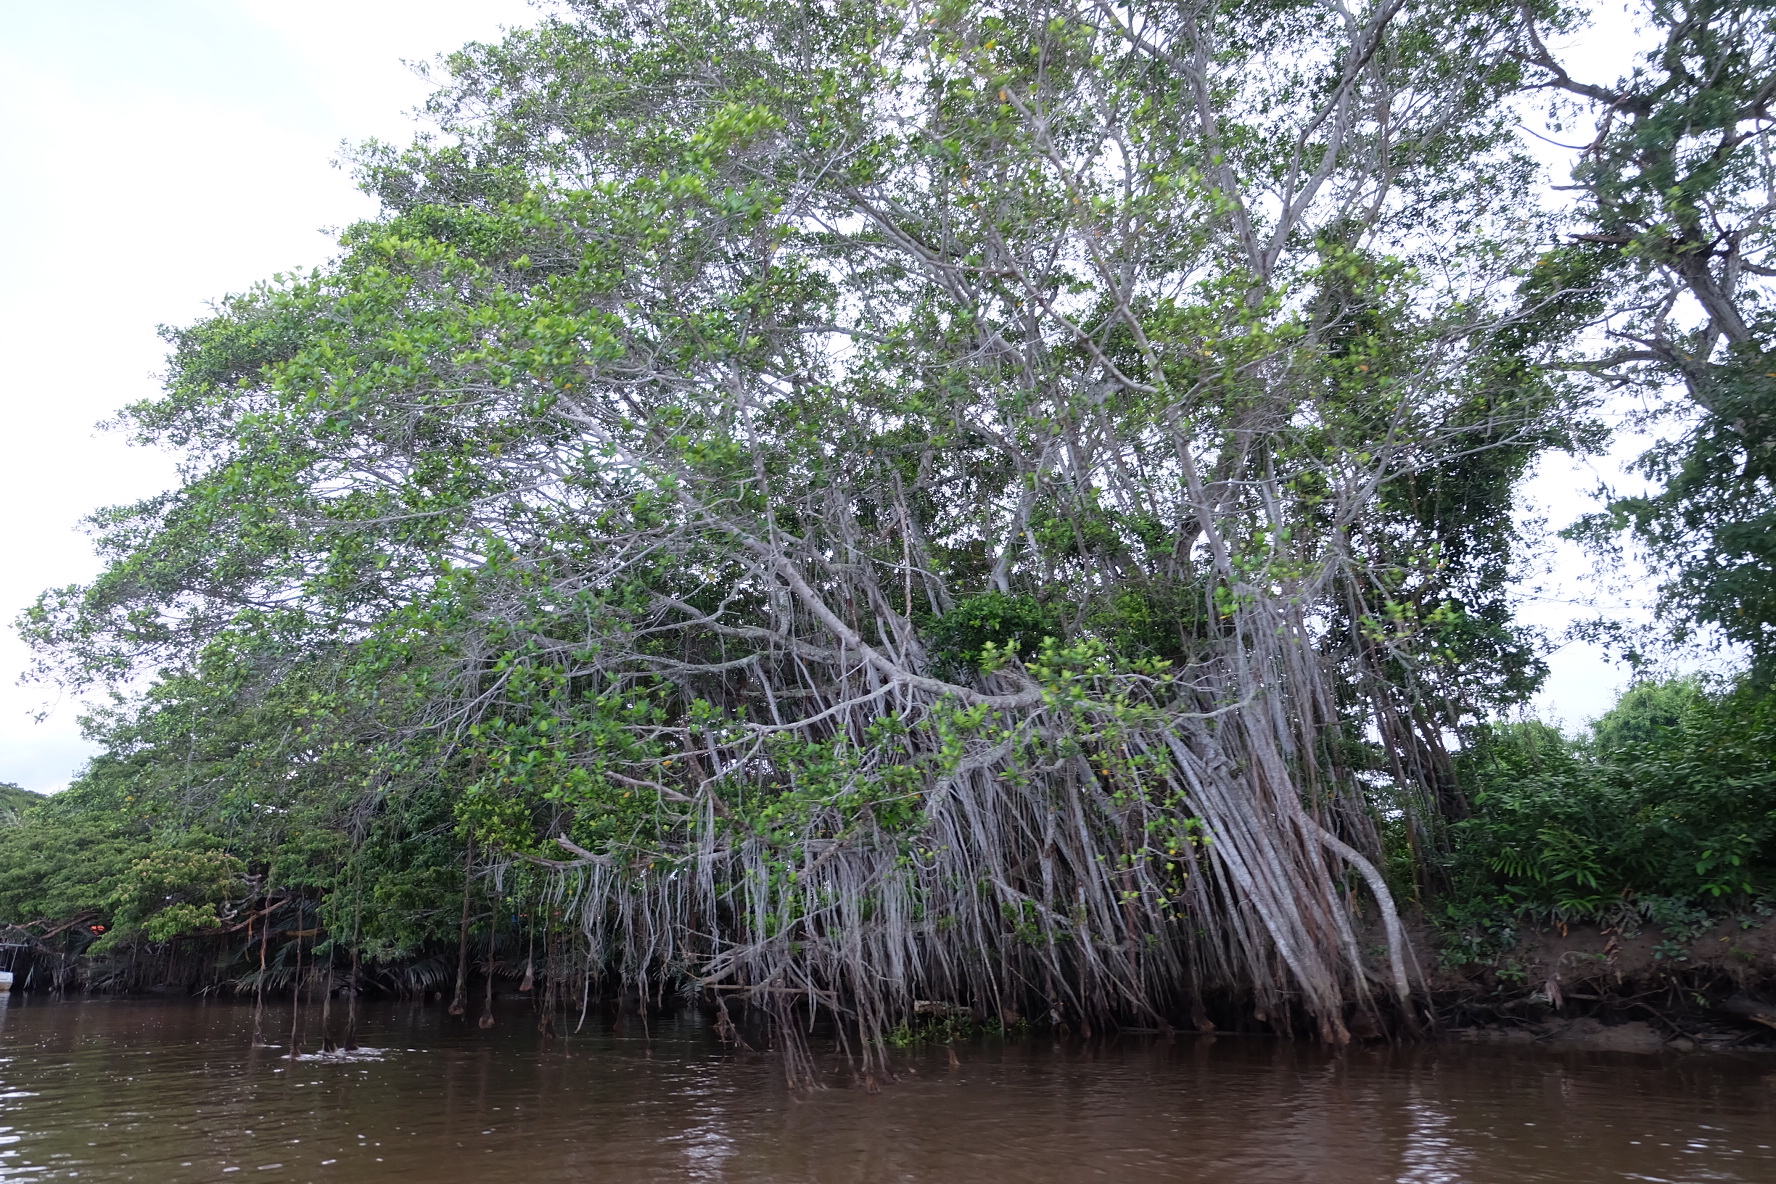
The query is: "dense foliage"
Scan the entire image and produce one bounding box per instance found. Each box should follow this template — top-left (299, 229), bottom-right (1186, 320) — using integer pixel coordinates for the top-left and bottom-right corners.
top-left (1443, 678), bottom-right (1776, 948)
top-left (4, 0), bottom-right (1772, 1060)
top-left (0, 782), bottom-right (41, 818)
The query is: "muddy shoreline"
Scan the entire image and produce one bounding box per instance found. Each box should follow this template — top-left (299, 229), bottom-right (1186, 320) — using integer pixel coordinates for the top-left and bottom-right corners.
top-left (1431, 914), bottom-right (1776, 1053)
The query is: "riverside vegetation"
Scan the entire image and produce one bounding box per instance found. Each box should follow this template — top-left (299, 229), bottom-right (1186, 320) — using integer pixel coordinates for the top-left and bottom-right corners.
top-left (2, 0), bottom-right (1773, 1075)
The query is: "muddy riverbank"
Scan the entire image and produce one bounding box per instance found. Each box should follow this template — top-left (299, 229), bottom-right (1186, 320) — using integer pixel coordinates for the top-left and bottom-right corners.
top-left (1431, 913), bottom-right (1776, 1053)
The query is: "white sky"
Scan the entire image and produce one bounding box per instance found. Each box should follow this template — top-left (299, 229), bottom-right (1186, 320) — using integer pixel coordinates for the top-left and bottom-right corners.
top-left (0, 2), bottom-right (1665, 792)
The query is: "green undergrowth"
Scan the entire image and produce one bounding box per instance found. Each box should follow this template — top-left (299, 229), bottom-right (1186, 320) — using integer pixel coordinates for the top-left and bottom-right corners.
top-left (1433, 676), bottom-right (1776, 968)
top-left (884, 1012), bottom-right (1032, 1047)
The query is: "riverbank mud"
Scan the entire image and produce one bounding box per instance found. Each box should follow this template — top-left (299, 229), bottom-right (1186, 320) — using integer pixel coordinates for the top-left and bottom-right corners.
top-left (1430, 914), bottom-right (1776, 1052)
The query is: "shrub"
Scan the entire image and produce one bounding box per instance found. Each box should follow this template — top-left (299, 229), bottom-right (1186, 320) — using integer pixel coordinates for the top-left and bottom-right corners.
top-left (1440, 678), bottom-right (1776, 940)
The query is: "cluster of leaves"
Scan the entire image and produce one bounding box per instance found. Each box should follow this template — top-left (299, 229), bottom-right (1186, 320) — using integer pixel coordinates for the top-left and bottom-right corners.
top-left (0, 654), bottom-right (477, 963)
top-left (0, 781), bottom-right (149, 937)
top-left (0, 781), bottom-right (42, 822)
top-left (1437, 676), bottom-right (1776, 956)
top-left (0, 773), bottom-right (258, 951)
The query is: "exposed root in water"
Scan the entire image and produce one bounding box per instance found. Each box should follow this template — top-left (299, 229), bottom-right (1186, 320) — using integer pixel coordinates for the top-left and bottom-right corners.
top-left (516, 594), bottom-right (1426, 1085)
top-left (285, 1046), bottom-right (389, 1063)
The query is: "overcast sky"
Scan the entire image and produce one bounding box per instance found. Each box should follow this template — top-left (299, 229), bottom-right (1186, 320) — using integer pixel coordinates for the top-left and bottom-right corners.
top-left (0, 2), bottom-right (1661, 792)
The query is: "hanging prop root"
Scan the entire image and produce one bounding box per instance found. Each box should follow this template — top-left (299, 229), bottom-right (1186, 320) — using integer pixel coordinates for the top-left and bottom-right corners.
top-left (1315, 823), bottom-right (1416, 1024)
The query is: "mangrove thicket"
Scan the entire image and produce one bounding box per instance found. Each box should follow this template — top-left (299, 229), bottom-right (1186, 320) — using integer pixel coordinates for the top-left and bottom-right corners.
top-left (4, 0), bottom-right (1773, 1073)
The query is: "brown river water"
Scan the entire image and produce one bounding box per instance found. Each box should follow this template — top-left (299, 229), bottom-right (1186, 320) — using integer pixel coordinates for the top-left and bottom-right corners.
top-left (1, 995), bottom-right (1773, 1183)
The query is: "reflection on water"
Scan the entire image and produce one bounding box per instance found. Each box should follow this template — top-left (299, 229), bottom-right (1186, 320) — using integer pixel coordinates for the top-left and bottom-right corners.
top-left (0, 992), bottom-right (1772, 1183)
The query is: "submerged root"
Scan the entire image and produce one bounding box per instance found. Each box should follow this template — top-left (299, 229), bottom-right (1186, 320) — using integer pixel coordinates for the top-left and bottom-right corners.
top-left (542, 665), bottom-right (1420, 1075)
